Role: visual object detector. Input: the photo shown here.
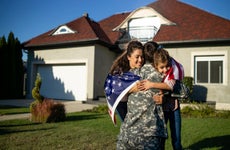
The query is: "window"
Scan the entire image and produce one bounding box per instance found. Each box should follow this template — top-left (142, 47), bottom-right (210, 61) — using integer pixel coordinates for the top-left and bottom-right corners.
top-left (52, 25), bottom-right (75, 35)
top-left (195, 56), bottom-right (224, 84)
top-left (60, 28), bottom-right (67, 33)
top-left (128, 17), bottom-right (160, 43)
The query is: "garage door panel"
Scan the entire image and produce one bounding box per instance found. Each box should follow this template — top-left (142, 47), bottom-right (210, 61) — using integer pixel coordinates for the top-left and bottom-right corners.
top-left (37, 64), bottom-right (87, 101)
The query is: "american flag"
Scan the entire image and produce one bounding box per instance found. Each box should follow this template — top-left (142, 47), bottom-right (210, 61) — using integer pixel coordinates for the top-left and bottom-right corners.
top-left (104, 72), bottom-right (140, 125)
top-left (163, 57), bottom-right (188, 99)
top-left (163, 57), bottom-right (184, 86)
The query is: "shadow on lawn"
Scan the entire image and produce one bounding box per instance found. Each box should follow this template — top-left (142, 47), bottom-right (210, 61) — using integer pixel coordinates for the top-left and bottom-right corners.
top-left (185, 135), bottom-right (230, 150)
top-left (0, 120), bottom-right (56, 135)
top-left (65, 113), bottom-right (105, 122)
top-left (0, 122), bottom-right (40, 127)
top-left (0, 127), bottom-right (53, 135)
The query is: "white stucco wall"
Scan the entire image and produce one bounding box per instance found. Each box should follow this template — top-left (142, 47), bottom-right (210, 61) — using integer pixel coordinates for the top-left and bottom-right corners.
top-left (94, 44), bottom-right (117, 99)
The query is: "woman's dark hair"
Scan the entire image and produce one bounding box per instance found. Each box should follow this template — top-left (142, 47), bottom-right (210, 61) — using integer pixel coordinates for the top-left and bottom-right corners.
top-left (109, 40), bottom-right (144, 75)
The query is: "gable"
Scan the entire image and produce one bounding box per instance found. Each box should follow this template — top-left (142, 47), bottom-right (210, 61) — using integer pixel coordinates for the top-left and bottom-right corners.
top-left (113, 6), bottom-right (175, 31)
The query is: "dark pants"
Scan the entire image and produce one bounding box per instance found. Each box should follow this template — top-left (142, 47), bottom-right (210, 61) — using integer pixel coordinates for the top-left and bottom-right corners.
top-left (163, 108), bottom-right (182, 150)
top-left (116, 101), bottom-right (127, 122)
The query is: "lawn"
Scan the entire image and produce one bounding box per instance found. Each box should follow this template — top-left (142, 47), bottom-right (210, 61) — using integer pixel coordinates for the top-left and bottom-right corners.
top-left (0, 105), bottom-right (30, 115)
top-left (0, 111), bottom-right (230, 150)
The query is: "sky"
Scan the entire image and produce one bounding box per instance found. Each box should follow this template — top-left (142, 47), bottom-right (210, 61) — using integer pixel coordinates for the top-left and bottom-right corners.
top-left (1, 0), bottom-right (230, 60)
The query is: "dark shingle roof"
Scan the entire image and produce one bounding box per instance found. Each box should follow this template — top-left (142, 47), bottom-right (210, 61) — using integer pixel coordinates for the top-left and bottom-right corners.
top-left (148, 0), bottom-right (230, 42)
top-left (23, 0), bottom-right (230, 48)
top-left (98, 12), bottom-right (130, 44)
top-left (24, 16), bottom-right (111, 48)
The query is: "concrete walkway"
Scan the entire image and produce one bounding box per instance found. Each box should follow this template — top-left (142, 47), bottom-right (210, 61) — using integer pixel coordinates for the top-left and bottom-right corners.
top-left (0, 99), bottom-right (106, 121)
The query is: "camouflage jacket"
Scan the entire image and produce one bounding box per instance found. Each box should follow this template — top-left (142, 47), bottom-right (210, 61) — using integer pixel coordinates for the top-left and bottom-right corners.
top-left (117, 64), bottom-right (168, 145)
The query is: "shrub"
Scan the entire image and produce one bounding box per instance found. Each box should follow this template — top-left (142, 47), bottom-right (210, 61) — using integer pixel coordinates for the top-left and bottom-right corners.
top-left (83, 104), bottom-right (108, 114)
top-left (30, 99), bottom-right (66, 123)
top-left (30, 73), bottom-right (66, 123)
top-left (180, 103), bottom-right (227, 118)
top-left (29, 100), bottom-right (39, 112)
top-left (183, 76), bottom-right (193, 93)
top-left (31, 73), bottom-right (44, 103)
top-left (181, 76), bottom-right (194, 103)
top-left (215, 110), bottom-right (230, 118)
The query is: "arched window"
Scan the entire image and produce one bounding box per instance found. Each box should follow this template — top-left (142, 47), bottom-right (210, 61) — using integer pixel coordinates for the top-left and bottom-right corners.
top-left (52, 25), bottom-right (75, 35)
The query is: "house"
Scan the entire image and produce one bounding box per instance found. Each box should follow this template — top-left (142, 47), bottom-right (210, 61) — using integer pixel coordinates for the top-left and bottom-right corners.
top-left (23, 0), bottom-right (230, 108)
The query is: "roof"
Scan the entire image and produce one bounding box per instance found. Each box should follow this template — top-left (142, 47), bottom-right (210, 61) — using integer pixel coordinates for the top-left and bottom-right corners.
top-left (99, 12), bottom-right (130, 44)
top-left (23, 0), bottom-right (230, 48)
top-left (23, 15), bottom-right (112, 48)
top-left (148, 0), bottom-right (230, 43)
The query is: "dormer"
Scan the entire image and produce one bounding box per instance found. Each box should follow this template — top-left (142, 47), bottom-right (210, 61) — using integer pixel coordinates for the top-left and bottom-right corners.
top-left (52, 25), bottom-right (76, 35)
top-left (114, 6), bottom-right (175, 45)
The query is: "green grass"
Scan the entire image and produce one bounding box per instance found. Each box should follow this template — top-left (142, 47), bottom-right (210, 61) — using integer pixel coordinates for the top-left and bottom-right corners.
top-left (0, 105), bottom-right (30, 115)
top-left (167, 118), bottom-right (230, 150)
top-left (1, 104), bottom-right (230, 149)
top-left (0, 112), bottom-right (119, 150)
top-left (0, 111), bottom-right (230, 150)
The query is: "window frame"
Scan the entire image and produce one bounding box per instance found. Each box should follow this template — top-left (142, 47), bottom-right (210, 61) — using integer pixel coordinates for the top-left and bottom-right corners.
top-left (191, 51), bottom-right (227, 85)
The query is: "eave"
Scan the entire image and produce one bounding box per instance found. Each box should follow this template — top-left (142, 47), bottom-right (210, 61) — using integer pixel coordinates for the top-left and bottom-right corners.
top-left (22, 38), bottom-right (116, 50)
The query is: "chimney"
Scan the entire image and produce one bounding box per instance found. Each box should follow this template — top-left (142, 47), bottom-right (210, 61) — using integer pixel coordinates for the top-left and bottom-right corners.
top-left (83, 12), bottom-right (88, 18)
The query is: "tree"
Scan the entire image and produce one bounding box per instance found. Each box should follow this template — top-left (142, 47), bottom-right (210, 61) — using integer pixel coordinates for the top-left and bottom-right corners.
top-left (0, 32), bottom-right (24, 99)
top-left (0, 36), bottom-right (8, 98)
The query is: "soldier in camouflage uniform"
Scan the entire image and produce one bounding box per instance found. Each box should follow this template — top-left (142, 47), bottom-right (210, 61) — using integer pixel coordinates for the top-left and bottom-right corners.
top-left (140, 41), bottom-right (184, 150)
top-left (117, 63), bottom-right (168, 150)
top-left (107, 40), bottom-right (167, 149)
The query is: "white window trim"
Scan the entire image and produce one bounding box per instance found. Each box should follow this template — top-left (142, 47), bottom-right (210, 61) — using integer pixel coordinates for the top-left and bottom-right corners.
top-left (52, 25), bottom-right (75, 35)
top-left (191, 51), bottom-right (228, 85)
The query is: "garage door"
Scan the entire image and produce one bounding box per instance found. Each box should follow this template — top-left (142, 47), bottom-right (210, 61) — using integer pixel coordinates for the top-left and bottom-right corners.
top-left (37, 63), bottom-right (87, 101)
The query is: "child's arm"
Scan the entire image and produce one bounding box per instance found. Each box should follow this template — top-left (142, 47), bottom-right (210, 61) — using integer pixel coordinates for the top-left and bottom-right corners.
top-left (139, 79), bottom-right (173, 91)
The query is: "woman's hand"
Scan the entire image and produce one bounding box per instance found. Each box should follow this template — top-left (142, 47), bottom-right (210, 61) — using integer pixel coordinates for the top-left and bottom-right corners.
top-left (129, 81), bottom-right (140, 93)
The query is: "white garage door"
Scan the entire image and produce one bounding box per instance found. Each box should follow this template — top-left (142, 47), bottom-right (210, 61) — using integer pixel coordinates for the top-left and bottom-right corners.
top-left (37, 63), bottom-right (87, 101)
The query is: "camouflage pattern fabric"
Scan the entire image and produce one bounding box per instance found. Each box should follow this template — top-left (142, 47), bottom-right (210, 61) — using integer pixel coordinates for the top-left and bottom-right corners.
top-left (117, 136), bottom-right (162, 150)
top-left (117, 64), bottom-right (168, 149)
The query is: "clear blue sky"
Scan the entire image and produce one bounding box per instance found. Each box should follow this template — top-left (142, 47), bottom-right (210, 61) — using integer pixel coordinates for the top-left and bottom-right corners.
top-left (1, 0), bottom-right (230, 60)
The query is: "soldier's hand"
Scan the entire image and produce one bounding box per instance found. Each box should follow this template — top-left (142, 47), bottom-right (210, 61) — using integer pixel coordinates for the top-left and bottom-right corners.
top-left (153, 93), bottom-right (163, 104)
